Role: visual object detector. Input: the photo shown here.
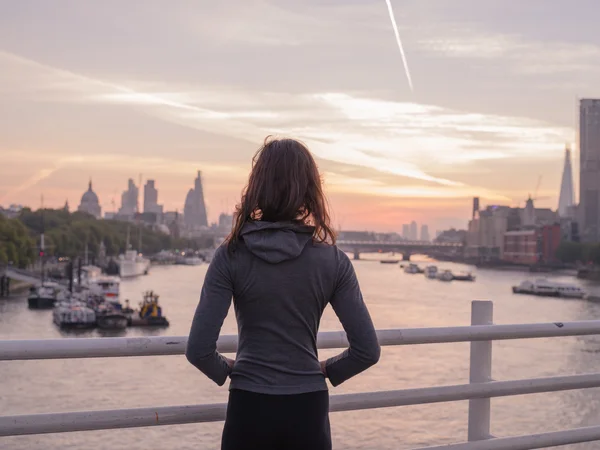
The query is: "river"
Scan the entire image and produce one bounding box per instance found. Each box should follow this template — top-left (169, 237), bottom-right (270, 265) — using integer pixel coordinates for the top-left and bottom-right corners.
top-left (2, 256), bottom-right (600, 449)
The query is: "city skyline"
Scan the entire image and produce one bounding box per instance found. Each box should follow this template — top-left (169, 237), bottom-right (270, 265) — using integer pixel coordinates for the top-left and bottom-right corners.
top-left (1, 1), bottom-right (599, 232)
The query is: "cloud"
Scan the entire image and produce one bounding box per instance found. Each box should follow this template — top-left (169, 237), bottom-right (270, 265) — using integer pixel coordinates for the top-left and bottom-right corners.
top-left (416, 27), bottom-right (600, 75)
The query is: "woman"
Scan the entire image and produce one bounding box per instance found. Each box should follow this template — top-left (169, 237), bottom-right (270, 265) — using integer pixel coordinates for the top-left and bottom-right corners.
top-left (186, 137), bottom-right (381, 450)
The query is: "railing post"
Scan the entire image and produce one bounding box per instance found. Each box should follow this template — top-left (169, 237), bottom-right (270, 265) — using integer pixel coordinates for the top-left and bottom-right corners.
top-left (468, 300), bottom-right (493, 442)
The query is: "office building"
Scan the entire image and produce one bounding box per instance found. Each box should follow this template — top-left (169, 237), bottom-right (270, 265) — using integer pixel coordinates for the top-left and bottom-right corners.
top-left (580, 99), bottom-right (600, 242)
top-left (184, 171), bottom-right (209, 229)
top-left (118, 179), bottom-right (138, 217)
top-left (420, 224), bottom-right (430, 242)
top-left (143, 180), bottom-right (163, 217)
top-left (410, 221), bottom-right (418, 241)
top-left (558, 145), bottom-right (575, 218)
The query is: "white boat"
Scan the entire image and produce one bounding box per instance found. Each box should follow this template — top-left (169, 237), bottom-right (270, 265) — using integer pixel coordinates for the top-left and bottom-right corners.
top-left (81, 266), bottom-right (121, 302)
top-left (183, 256), bottom-right (203, 265)
top-left (53, 300), bottom-right (96, 329)
top-left (404, 263), bottom-right (423, 274)
top-left (512, 279), bottom-right (586, 299)
top-left (437, 270), bottom-right (454, 282)
top-left (424, 266), bottom-right (438, 279)
top-left (118, 250), bottom-right (150, 278)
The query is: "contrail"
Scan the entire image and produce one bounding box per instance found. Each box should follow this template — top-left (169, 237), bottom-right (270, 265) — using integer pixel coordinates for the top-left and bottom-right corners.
top-left (384, 0), bottom-right (414, 91)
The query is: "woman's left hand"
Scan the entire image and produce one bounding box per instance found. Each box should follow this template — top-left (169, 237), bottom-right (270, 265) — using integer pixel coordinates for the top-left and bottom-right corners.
top-left (224, 356), bottom-right (235, 370)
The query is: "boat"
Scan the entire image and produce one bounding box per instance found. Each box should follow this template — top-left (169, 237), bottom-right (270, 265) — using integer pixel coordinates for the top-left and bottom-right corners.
top-left (96, 313), bottom-right (128, 330)
top-left (127, 290), bottom-right (169, 327)
top-left (53, 300), bottom-right (96, 329)
top-left (177, 255), bottom-right (204, 266)
top-left (512, 279), bottom-right (586, 299)
top-left (118, 249), bottom-right (150, 278)
top-left (404, 263), bottom-right (424, 274)
top-left (81, 266), bottom-right (121, 302)
top-left (380, 259), bottom-right (400, 264)
top-left (424, 266), bottom-right (438, 279)
top-left (453, 272), bottom-right (476, 282)
top-left (437, 270), bottom-right (454, 282)
top-left (28, 282), bottom-right (69, 309)
top-left (118, 226), bottom-right (150, 278)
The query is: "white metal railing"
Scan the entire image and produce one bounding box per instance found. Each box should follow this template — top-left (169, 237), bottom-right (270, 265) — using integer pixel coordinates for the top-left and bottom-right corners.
top-left (2, 300), bottom-right (600, 449)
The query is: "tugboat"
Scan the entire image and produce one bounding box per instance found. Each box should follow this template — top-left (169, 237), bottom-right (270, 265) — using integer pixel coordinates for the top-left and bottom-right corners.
top-left (28, 282), bottom-right (69, 309)
top-left (127, 291), bottom-right (169, 327)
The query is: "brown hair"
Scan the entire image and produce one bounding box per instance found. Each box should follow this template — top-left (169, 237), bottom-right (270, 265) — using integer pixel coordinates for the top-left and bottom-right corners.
top-left (228, 136), bottom-right (335, 249)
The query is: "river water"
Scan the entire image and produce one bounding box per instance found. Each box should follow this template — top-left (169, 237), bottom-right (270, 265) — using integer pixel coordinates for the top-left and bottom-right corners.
top-left (2, 256), bottom-right (600, 449)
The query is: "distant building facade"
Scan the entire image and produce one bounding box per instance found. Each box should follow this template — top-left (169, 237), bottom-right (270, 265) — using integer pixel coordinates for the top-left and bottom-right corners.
top-left (184, 171), bottom-right (208, 229)
top-left (409, 221), bottom-right (418, 241)
top-left (118, 179), bottom-right (138, 218)
top-left (0, 204), bottom-right (23, 219)
top-left (420, 224), bottom-right (430, 242)
top-left (77, 180), bottom-right (102, 219)
top-left (218, 213), bottom-right (233, 232)
top-left (402, 224), bottom-right (410, 239)
top-left (579, 99), bottom-right (600, 242)
top-left (143, 180), bottom-right (163, 217)
top-left (435, 228), bottom-right (466, 244)
top-left (502, 224), bottom-right (562, 265)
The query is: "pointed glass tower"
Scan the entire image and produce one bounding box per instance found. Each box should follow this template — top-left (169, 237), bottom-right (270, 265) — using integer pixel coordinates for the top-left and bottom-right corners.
top-left (558, 144), bottom-right (575, 217)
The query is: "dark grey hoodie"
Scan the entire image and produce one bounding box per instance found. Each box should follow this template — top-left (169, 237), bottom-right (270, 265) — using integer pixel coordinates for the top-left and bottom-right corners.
top-left (186, 221), bottom-right (381, 395)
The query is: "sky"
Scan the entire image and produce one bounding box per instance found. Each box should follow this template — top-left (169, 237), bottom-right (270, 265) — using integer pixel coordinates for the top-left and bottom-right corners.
top-left (0, 0), bottom-right (598, 233)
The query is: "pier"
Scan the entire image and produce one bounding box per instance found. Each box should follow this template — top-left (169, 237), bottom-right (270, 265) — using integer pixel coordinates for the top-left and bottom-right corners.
top-left (3, 301), bottom-right (600, 448)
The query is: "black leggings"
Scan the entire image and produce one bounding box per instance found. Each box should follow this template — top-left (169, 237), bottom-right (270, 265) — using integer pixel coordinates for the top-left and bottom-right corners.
top-left (221, 389), bottom-right (331, 450)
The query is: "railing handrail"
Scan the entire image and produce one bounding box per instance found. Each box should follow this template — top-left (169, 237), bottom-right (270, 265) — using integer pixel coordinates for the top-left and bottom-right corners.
top-left (2, 319), bottom-right (600, 360)
top-left (3, 372), bottom-right (600, 437)
top-left (4, 302), bottom-right (600, 449)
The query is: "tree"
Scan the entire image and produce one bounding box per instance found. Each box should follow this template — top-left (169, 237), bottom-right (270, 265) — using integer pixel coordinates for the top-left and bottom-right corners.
top-left (555, 241), bottom-right (584, 264)
top-left (588, 244), bottom-right (600, 266)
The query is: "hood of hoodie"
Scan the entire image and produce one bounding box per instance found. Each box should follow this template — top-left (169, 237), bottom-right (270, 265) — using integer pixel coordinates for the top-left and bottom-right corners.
top-left (240, 221), bottom-right (315, 264)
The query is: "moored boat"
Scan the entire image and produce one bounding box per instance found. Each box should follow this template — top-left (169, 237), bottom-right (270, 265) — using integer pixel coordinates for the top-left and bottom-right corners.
top-left (453, 272), bottom-right (476, 282)
top-left (96, 313), bottom-right (128, 330)
top-left (437, 270), bottom-right (454, 282)
top-left (512, 279), bottom-right (586, 299)
top-left (28, 283), bottom-right (69, 309)
top-left (424, 266), bottom-right (438, 279)
top-left (404, 263), bottom-right (424, 274)
top-left (380, 259), bottom-right (400, 264)
top-left (53, 300), bottom-right (96, 329)
top-left (118, 250), bottom-right (150, 278)
top-left (126, 290), bottom-right (169, 327)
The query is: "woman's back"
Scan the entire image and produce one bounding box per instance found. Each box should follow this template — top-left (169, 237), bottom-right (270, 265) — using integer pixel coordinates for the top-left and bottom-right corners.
top-left (187, 220), bottom-right (380, 393)
top-left (185, 137), bottom-right (380, 450)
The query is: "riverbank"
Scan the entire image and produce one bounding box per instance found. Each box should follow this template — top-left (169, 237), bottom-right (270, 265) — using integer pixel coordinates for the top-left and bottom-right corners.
top-left (578, 266), bottom-right (600, 281)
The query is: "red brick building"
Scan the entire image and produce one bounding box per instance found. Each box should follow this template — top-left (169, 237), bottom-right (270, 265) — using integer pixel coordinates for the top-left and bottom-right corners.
top-left (503, 229), bottom-right (538, 264)
top-left (502, 224), bottom-right (562, 265)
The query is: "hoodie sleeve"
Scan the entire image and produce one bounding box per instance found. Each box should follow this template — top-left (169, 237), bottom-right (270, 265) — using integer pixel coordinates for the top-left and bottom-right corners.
top-left (325, 249), bottom-right (381, 387)
top-left (186, 246), bottom-right (234, 386)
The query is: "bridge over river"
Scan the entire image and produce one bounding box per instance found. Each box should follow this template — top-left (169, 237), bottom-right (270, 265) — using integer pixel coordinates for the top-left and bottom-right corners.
top-left (336, 240), bottom-right (463, 260)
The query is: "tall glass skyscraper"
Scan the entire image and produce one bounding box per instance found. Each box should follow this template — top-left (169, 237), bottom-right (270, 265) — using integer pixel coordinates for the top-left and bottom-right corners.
top-left (579, 99), bottom-right (600, 242)
top-left (557, 145), bottom-right (574, 218)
